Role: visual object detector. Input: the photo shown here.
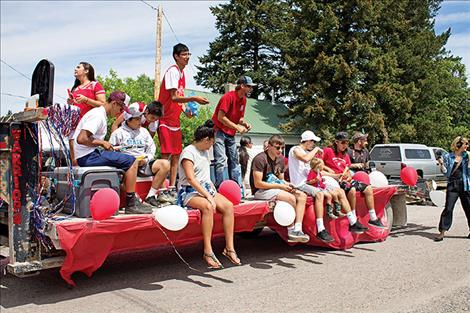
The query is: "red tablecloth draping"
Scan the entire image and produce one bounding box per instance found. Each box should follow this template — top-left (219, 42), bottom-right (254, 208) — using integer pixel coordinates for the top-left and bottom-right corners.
top-left (56, 201), bottom-right (269, 286)
top-left (266, 186), bottom-right (397, 250)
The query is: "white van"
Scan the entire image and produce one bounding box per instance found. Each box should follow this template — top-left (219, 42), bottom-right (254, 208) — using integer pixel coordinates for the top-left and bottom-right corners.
top-left (369, 143), bottom-right (447, 182)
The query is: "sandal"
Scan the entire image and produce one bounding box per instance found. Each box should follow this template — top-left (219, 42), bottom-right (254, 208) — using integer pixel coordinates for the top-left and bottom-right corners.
top-left (203, 252), bottom-right (224, 269)
top-left (222, 248), bottom-right (241, 266)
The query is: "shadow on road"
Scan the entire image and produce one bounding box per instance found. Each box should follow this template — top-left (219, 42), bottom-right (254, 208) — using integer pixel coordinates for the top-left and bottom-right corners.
top-left (389, 223), bottom-right (435, 239)
top-left (0, 228), bottom-right (365, 309)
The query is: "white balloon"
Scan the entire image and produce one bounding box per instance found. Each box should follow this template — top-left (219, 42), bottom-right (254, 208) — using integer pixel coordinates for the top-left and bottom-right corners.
top-left (153, 205), bottom-right (189, 231)
top-left (429, 190), bottom-right (446, 207)
top-left (323, 176), bottom-right (340, 190)
top-left (273, 201), bottom-right (296, 226)
top-left (431, 180), bottom-right (437, 191)
top-left (369, 171), bottom-right (389, 187)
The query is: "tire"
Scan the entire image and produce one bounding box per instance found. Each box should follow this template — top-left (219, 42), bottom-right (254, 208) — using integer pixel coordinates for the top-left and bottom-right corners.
top-left (385, 202), bottom-right (393, 232)
top-left (238, 227), bottom-right (264, 238)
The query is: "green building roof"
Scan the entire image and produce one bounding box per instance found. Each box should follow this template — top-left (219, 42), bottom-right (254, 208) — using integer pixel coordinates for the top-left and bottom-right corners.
top-left (189, 89), bottom-right (298, 135)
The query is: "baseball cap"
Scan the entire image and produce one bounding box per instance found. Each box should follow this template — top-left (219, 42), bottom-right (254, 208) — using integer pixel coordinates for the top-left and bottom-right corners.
top-left (301, 130), bottom-right (321, 142)
top-left (236, 75), bottom-right (257, 86)
top-left (352, 132), bottom-right (368, 143)
top-left (108, 90), bottom-right (131, 113)
top-left (124, 102), bottom-right (147, 120)
top-left (335, 131), bottom-right (350, 141)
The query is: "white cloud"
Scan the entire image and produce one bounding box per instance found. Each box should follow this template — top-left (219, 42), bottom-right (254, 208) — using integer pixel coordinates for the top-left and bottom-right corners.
top-left (435, 12), bottom-right (470, 24)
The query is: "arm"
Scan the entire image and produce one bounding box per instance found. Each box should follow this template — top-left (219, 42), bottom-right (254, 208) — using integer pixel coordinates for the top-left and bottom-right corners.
top-left (182, 159), bottom-right (216, 210)
top-left (170, 89), bottom-right (209, 105)
top-left (253, 171), bottom-right (291, 192)
top-left (77, 129), bottom-right (113, 151)
top-left (239, 118), bottom-right (251, 131)
top-left (74, 93), bottom-right (106, 108)
top-left (217, 111), bottom-right (247, 134)
top-left (111, 113), bottom-right (125, 133)
top-left (293, 146), bottom-right (323, 163)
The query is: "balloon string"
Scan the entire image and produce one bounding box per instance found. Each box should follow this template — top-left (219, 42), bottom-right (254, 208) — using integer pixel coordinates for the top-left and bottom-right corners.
top-left (155, 223), bottom-right (201, 272)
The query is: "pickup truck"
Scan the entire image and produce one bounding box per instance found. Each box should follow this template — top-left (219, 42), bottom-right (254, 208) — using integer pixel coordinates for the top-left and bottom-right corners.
top-left (369, 143), bottom-right (447, 183)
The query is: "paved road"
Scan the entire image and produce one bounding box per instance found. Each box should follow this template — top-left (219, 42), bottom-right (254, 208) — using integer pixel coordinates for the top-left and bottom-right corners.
top-left (1, 204), bottom-right (469, 313)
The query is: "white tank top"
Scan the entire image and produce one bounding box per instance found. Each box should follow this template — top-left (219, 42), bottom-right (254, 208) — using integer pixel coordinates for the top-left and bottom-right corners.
top-left (288, 145), bottom-right (310, 186)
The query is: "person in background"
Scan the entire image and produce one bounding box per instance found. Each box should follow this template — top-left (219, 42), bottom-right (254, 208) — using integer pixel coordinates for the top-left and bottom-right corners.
top-left (73, 91), bottom-right (152, 214)
top-left (250, 134), bottom-right (310, 243)
top-left (177, 120), bottom-right (241, 269)
top-left (109, 102), bottom-right (173, 207)
top-left (434, 136), bottom-right (470, 241)
top-left (348, 131), bottom-right (370, 171)
top-left (322, 132), bottom-right (385, 229)
top-left (212, 75), bottom-right (255, 188)
top-left (239, 135), bottom-right (257, 197)
top-left (158, 43), bottom-right (210, 190)
top-left (111, 101), bottom-right (163, 137)
top-left (67, 62), bottom-right (107, 164)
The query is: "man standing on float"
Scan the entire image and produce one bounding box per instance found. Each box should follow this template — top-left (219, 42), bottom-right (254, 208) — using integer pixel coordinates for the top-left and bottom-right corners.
top-left (158, 43), bottom-right (210, 190)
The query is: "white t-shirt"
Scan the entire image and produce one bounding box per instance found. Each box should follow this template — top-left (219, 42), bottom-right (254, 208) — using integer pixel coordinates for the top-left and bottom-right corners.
top-left (178, 144), bottom-right (211, 187)
top-left (243, 147), bottom-right (257, 187)
top-left (73, 106), bottom-right (107, 159)
top-left (109, 123), bottom-right (156, 161)
top-left (288, 145), bottom-right (311, 186)
top-left (164, 66), bottom-right (183, 90)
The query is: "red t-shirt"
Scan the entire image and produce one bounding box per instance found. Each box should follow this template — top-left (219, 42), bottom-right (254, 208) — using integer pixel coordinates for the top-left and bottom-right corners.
top-left (212, 91), bottom-right (246, 136)
top-left (307, 170), bottom-right (326, 189)
top-left (322, 147), bottom-right (351, 174)
top-left (158, 65), bottom-right (185, 128)
top-left (72, 81), bottom-right (105, 117)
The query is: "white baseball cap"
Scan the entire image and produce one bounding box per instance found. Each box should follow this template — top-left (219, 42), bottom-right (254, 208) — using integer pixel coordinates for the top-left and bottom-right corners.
top-left (124, 102), bottom-right (146, 120)
top-left (301, 130), bottom-right (321, 142)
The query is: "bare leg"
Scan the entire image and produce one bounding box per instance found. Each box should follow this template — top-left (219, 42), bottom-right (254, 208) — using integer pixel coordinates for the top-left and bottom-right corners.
top-left (347, 187), bottom-right (357, 211)
top-left (151, 159), bottom-right (170, 189)
top-left (124, 159), bottom-right (139, 193)
top-left (214, 193), bottom-right (240, 264)
top-left (187, 196), bottom-right (215, 256)
top-left (363, 186), bottom-right (375, 211)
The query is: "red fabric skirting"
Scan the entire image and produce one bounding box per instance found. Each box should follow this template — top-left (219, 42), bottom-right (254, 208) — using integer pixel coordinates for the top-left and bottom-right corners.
top-left (57, 201), bottom-right (269, 286)
top-left (266, 186), bottom-right (397, 250)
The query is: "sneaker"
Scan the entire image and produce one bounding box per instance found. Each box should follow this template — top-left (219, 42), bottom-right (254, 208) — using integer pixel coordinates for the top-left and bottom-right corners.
top-left (287, 230), bottom-right (310, 243)
top-left (326, 204), bottom-right (338, 219)
top-left (157, 190), bottom-right (175, 204)
top-left (334, 202), bottom-right (346, 217)
top-left (125, 200), bottom-right (153, 214)
top-left (349, 221), bottom-right (369, 234)
top-left (316, 229), bottom-right (335, 243)
top-left (145, 195), bottom-right (160, 207)
top-left (368, 218), bottom-right (386, 229)
top-left (168, 186), bottom-right (178, 199)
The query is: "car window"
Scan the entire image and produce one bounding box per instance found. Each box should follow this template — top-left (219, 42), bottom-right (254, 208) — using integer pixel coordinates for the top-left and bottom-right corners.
top-left (433, 148), bottom-right (447, 159)
top-left (405, 149), bottom-right (431, 159)
top-left (370, 146), bottom-right (401, 161)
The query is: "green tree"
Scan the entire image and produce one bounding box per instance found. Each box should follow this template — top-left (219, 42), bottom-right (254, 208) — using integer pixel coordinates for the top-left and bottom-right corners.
top-left (195, 0), bottom-right (289, 101)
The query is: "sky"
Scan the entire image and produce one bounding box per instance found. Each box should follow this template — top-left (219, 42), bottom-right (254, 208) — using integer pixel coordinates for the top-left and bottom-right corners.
top-left (1, 0), bottom-right (469, 115)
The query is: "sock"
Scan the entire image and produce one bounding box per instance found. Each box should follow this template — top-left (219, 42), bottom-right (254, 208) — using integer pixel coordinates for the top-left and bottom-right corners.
top-left (146, 187), bottom-right (158, 199)
top-left (347, 211), bottom-right (357, 225)
top-left (294, 222), bottom-right (302, 232)
top-left (352, 209), bottom-right (356, 216)
top-left (316, 218), bottom-right (325, 232)
top-left (287, 225), bottom-right (296, 232)
top-left (369, 209), bottom-right (378, 221)
top-left (126, 192), bottom-right (135, 207)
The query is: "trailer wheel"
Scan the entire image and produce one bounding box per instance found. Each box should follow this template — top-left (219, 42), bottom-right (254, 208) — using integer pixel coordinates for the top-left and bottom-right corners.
top-left (385, 202), bottom-right (393, 232)
top-left (238, 227), bottom-right (264, 238)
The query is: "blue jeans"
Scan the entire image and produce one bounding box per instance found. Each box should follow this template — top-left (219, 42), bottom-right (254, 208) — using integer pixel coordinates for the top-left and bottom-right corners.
top-left (213, 130), bottom-right (241, 188)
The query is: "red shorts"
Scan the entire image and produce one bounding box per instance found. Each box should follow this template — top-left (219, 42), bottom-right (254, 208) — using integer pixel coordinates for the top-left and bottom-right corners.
top-left (158, 125), bottom-right (182, 155)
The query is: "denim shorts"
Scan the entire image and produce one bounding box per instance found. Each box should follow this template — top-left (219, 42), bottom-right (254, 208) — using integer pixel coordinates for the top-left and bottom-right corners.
top-left (177, 182), bottom-right (217, 209)
top-left (77, 149), bottom-right (135, 171)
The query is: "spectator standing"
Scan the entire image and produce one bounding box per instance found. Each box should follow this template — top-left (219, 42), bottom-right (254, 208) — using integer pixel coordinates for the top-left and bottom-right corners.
top-left (434, 136), bottom-right (470, 241)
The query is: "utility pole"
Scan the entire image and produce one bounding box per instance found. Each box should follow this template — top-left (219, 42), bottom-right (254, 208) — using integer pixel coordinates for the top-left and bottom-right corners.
top-left (154, 5), bottom-right (163, 100)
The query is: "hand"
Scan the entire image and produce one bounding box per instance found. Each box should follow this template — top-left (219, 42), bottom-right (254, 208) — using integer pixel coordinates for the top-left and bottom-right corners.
top-left (313, 147), bottom-right (323, 156)
top-left (138, 159), bottom-right (147, 167)
top-left (280, 183), bottom-right (293, 193)
top-left (102, 141), bottom-right (114, 151)
top-left (236, 124), bottom-right (248, 134)
top-left (437, 158), bottom-right (444, 165)
top-left (195, 96), bottom-right (209, 105)
top-left (242, 122), bottom-right (252, 131)
top-left (75, 94), bottom-right (88, 104)
top-left (67, 98), bottom-right (74, 105)
top-left (206, 195), bottom-right (216, 212)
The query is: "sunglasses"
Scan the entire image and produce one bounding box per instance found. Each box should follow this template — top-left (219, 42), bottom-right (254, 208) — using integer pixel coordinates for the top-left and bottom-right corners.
top-left (337, 140), bottom-right (349, 144)
top-left (271, 145), bottom-right (284, 151)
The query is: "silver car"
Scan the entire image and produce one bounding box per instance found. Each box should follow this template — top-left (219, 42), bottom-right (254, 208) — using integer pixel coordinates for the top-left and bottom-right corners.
top-left (369, 143), bottom-right (447, 182)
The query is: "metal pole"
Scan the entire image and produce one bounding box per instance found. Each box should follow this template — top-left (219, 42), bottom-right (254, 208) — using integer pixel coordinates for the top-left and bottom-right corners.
top-left (154, 5), bottom-right (163, 100)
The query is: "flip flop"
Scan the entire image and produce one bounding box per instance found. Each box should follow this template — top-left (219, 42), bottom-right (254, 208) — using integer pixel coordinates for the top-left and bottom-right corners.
top-left (203, 252), bottom-right (224, 269)
top-left (222, 248), bottom-right (241, 266)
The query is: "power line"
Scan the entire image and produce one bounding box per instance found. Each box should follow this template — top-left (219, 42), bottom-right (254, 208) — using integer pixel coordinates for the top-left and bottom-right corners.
top-left (1, 59), bottom-right (31, 81)
top-left (140, 0), bottom-right (157, 11)
top-left (162, 11), bottom-right (180, 43)
top-left (1, 92), bottom-right (28, 99)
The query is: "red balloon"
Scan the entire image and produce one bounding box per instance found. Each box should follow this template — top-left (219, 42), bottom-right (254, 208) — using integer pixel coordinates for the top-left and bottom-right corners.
top-left (352, 171), bottom-right (370, 185)
top-left (400, 167), bottom-right (418, 186)
top-left (218, 180), bottom-right (241, 205)
top-left (90, 188), bottom-right (120, 220)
